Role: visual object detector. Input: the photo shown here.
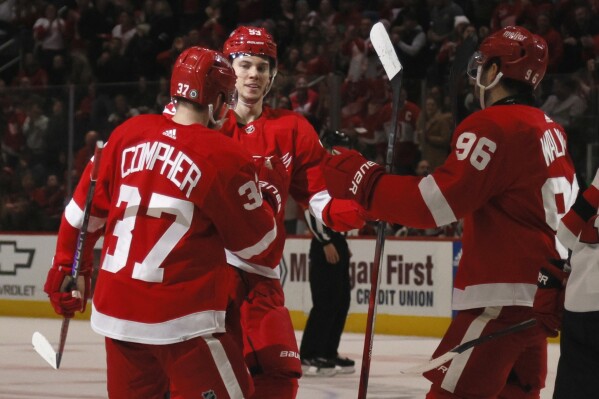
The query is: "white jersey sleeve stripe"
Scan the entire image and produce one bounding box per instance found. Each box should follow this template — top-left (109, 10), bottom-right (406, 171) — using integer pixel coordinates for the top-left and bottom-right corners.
top-left (556, 221), bottom-right (578, 250)
top-left (418, 175), bottom-right (457, 226)
top-left (225, 250), bottom-right (281, 279)
top-left (230, 224), bottom-right (278, 259)
top-left (204, 336), bottom-right (244, 399)
top-left (64, 199), bottom-right (106, 232)
top-left (308, 190), bottom-right (331, 225)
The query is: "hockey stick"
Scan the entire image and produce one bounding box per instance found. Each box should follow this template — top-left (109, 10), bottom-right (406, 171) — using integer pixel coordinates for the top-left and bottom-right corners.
top-left (32, 141), bottom-right (104, 369)
top-left (357, 22), bottom-right (403, 399)
top-left (400, 318), bottom-right (537, 375)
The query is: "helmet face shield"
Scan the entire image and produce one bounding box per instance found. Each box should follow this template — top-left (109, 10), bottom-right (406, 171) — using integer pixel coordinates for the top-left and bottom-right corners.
top-left (467, 51), bottom-right (485, 80)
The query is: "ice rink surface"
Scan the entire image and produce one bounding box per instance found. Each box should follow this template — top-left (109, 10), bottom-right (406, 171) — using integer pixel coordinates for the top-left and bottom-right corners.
top-left (0, 316), bottom-right (559, 399)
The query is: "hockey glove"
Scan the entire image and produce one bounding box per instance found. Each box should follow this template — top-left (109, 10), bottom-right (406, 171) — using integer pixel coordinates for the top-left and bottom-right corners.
top-left (320, 147), bottom-right (385, 209)
top-left (44, 265), bottom-right (91, 318)
top-left (533, 259), bottom-right (569, 337)
top-left (253, 156), bottom-right (289, 216)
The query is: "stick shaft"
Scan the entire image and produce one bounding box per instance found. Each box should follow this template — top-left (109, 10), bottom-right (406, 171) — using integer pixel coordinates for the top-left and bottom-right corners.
top-left (357, 72), bottom-right (403, 399)
top-left (57, 141), bottom-right (103, 368)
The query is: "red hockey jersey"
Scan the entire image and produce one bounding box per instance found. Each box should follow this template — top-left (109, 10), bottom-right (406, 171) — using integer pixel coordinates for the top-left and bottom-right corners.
top-left (53, 114), bottom-right (283, 344)
top-left (220, 106), bottom-right (362, 277)
top-left (368, 104), bottom-right (579, 309)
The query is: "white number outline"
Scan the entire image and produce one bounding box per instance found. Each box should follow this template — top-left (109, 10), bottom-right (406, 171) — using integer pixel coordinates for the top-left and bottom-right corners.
top-left (101, 185), bottom-right (193, 283)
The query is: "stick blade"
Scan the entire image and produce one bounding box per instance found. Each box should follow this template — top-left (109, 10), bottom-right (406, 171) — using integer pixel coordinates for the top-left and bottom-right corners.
top-left (400, 350), bottom-right (457, 375)
top-left (32, 332), bottom-right (58, 369)
top-left (369, 22), bottom-right (403, 80)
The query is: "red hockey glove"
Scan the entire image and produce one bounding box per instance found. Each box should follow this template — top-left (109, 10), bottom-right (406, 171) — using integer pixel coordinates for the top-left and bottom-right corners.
top-left (320, 147), bottom-right (385, 209)
top-left (253, 156), bottom-right (289, 216)
top-left (533, 259), bottom-right (569, 337)
top-left (44, 265), bottom-right (91, 318)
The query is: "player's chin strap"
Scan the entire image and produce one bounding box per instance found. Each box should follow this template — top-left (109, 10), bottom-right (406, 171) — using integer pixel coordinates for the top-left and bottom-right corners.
top-left (476, 65), bottom-right (503, 110)
top-left (208, 103), bottom-right (230, 129)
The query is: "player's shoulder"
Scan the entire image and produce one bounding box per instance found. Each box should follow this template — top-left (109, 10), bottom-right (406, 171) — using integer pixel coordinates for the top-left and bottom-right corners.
top-left (458, 105), bottom-right (548, 140)
top-left (202, 129), bottom-right (254, 168)
top-left (268, 106), bottom-right (318, 129)
top-left (108, 114), bottom-right (164, 141)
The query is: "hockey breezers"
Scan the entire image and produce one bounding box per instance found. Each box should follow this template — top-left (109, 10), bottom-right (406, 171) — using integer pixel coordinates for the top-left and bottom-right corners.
top-left (400, 318), bottom-right (537, 375)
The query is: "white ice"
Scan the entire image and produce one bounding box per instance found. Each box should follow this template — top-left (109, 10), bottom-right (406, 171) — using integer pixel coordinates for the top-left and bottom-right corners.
top-left (0, 316), bottom-right (558, 398)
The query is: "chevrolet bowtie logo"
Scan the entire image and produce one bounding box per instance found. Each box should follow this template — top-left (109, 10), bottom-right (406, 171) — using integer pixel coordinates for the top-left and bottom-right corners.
top-left (0, 241), bottom-right (34, 275)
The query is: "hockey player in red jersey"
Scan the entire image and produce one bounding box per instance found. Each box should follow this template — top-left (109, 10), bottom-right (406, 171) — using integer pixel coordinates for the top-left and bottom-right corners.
top-left (219, 26), bottom-right (365, 397)
top-left (321, 26), bottom-right (579, 398)
top-left (44, 47), bottom-right (289, 399)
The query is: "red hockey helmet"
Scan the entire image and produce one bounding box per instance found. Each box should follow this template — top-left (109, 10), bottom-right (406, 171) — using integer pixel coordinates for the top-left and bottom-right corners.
top-left (223, 26), bottom-right (278, 68)
top-left (468, 26), bottom-right (548, 89)
top-left (170, 46), bottom-right (237, 109)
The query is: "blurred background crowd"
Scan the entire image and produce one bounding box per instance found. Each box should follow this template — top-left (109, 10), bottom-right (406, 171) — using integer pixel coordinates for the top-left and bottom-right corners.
top-left (0, 0), bottom-right (597, 236)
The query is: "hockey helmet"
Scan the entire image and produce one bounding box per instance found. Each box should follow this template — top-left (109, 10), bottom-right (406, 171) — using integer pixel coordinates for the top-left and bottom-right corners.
top-left (467, 26), bottom-right (548, 89)
top-left (223, 26), bottom-right (278, 69)
top-left (170, 46), bottom-right (237, 125)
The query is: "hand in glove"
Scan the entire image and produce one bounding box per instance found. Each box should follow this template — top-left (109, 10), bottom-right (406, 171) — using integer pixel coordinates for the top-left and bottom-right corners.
top-left (533, 259), bottom-right (569, 337)
top-left (253, 156), bottom-right (289, 216)
top-left (320, 147), bottom-right (385, 209)
top-left (44, 265), bottom-right (91, 318)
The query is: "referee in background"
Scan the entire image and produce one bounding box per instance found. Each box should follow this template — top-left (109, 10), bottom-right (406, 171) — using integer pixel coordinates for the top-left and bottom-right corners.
top-left (300, 130), bottom-right (355, 376)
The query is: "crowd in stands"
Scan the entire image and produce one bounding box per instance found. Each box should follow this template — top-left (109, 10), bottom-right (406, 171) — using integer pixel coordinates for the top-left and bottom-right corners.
top-left (0, 0), bottom-right (597, 235)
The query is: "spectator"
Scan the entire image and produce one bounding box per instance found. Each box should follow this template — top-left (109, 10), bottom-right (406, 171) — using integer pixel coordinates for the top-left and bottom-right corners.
top-left (289, 75), bottom-right (319, 118)
top-left (22, 96), bottom-right (49, 161)
top-left (541, 77), bottom-right (587, 129)
top-left (393, 11), bottom-right (429, 103)
top-left (73, 130), bottom-right (99, 178)
top-left (427, 0), bottom-right (464, 53)
top-left (432, 15), bottom-right (474, 85)
top-left (76, 0), bottom-right (116, 67)
top-left (560, 4), bottom-right (599, 73)
top-left (12, 52), bottom-right (48, 87)
top-left (489, 0), bottom-right (536, 33)
top-left (47, 54), bottom-right (69, 86)
top-left (378, 88), bottom-right (421, 175)
top-left (111, 10), bottom-right (137, 55)
top-left (30, 173), bottom-right (65, 231)
top-left (106, 94), bottom-right (139, 137)
top-left (0, 95), bottom-right (26, 168)
top-left (534, 12), bottom-right (564, 74)
top-left (95, 37), bottom-right (135, 88)
top-left (32, 3), bottom-right (68, 71)
top-left (129, 76), bottom-right (157, 114)
top-left (417, 95), bottom-right (453, 172)
top-left (45, 97), bottom-right (68, 176)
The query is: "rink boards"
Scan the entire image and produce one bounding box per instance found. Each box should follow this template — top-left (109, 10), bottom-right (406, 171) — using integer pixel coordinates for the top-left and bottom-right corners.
top-left (0, 234), bottom-right (459, 337)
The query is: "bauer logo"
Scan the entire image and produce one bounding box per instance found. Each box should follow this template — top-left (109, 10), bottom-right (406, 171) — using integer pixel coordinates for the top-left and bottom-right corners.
top-left (280, 350), bottom-right (300, 359)
top-left (0, 241), bottom-right (34, 276)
